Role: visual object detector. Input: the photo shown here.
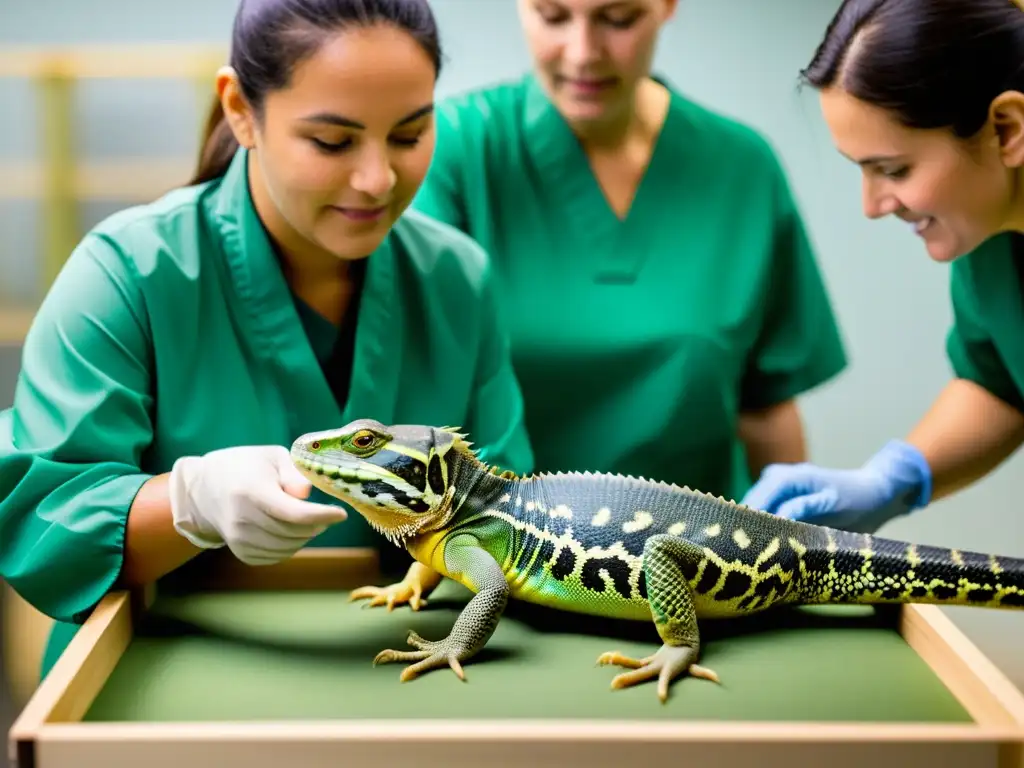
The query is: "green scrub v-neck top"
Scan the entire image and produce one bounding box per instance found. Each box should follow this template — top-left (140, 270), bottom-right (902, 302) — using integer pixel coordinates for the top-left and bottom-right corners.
top-left (412, 73), bottom-right (847, 501)
top-left (0, 147), bottom-right (534, 678)
top-left (946, 232), bottom-right (1024, 413)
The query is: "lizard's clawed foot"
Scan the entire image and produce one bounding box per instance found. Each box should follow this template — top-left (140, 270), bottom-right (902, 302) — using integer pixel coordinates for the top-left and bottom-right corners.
top-left (350, 582), bottom-right (428, 612)
top-left (373, 630), bottom-right (470, 682)
top-left (597, 644), bottom-right (719, 702)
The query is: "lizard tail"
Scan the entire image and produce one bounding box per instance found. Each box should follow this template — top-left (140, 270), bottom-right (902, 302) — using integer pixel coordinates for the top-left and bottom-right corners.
top-left (799, 529), bottom-right (1024, 609)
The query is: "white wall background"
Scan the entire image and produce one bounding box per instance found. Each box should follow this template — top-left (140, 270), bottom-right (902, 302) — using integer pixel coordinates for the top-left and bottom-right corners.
top-left (1, 0), bottom-right (1022, 688)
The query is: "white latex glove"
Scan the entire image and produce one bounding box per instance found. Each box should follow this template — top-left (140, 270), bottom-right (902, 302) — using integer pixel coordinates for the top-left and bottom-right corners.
top-left (169, 444), bottom-right (348, 565)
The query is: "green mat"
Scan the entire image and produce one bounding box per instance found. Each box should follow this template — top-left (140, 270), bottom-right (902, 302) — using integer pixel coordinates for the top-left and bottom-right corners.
top-left (83, 579), bottom-right (971, 723)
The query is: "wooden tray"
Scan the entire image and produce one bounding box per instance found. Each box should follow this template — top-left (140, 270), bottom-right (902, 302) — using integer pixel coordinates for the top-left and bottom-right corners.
top-left (8, 547), bottom-right (1024, 768)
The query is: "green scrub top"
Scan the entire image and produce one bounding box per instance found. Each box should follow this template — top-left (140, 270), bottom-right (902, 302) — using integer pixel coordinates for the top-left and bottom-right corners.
top-left (0, 147), bottom-right (534, 679)
top-left (412, 73), bottom-right (847, 501)
top-left (945, 232), bottom-right (1024, 412)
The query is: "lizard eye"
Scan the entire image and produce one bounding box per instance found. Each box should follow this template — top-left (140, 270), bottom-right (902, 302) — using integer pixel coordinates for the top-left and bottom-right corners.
top-left (310, 441), bottom-right (321, 450)
top-left (351, 431), bottom-right (375, 449)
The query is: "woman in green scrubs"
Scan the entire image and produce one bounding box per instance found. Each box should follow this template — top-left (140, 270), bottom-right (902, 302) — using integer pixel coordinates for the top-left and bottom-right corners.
top-left (412, 0), bottom-right (848, 503)
top-left (0, 0), bottom-right (533, 679)
top-left (742, 0), bottom-right (1024, 533)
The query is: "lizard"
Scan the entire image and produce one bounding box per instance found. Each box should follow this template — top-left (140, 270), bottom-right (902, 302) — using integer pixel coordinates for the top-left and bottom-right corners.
top-left (290, 418), bottom-right (1024, 702)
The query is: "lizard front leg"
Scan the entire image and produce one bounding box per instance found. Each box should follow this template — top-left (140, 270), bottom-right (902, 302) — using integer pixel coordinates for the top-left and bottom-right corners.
top-left (350, 561), bottom-right (443, 611)
top-left (597, 534), bottom-right (719, 702)
top-left (372, 533), bottom-right (509, 682)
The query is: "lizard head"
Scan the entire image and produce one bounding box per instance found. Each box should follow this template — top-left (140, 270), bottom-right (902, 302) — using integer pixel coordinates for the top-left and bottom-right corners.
top-left (290, 418), bottom-right (470, 546)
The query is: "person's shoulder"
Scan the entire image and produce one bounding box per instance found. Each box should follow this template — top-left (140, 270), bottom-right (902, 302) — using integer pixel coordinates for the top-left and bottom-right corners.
top-left (432, 75), bottom-right (535, 154)
top-left (79, 180), bottom-right (216, 277)
top-left (424, 76), bottom-right (535, 195)
top-left (390, 208), bottom-right (493, 293)
top-left (436, 74), bottom-right (530, 124)
top-left (27, 183), bottom-right (217, 345)
top-left (669, 87), bottom-right (786, 174)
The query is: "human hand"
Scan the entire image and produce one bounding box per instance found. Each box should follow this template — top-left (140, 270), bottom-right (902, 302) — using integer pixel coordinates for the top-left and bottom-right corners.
top-left (169, 444), bottom-right (348, 565)
top-left (740, 440), bottom-right (932, 534)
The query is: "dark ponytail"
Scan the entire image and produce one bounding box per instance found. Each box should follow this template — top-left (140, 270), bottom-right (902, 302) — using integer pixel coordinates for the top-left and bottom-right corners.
top-left (188, 0), bottom-right (443, 186)
top-left (802, 0), bottom-right (1024, 138)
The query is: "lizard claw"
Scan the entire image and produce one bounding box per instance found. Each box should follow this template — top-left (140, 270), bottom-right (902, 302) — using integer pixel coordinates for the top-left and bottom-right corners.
top-left (350, 582), bottom-right (427, 612)
top-left (405, 629), bottom-right (432, 649)
top-left (373, 630), bottom-right (469, 682)
top-left (597, 644), bottom-right (719, 703)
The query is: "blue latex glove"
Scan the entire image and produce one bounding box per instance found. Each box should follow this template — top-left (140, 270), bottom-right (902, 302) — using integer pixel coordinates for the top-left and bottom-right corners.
top-left (740, 440), bottom-right (933, 534)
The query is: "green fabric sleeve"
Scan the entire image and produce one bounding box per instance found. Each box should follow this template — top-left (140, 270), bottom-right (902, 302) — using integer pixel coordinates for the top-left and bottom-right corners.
top-left (464, 259), bottom-right (535, 477)
top-left (945, 255), bottom-right (1024, 412)
top-left (411, 102), bottom-right (469, 230)
top-left (739, 149), bottom-right (848, 411)
top-left (0, 233), bottom-right (154, 625)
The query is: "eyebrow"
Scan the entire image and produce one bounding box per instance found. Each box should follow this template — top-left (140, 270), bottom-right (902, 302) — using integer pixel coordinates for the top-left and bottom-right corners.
top-left (859, 155), bottom-right (905, 165)
top-left (536, 0), bottom-right (635, 10)
top-left (839, 149), bottom-right (905, 166)
top-left (300, 103), bottom-right (434, 129)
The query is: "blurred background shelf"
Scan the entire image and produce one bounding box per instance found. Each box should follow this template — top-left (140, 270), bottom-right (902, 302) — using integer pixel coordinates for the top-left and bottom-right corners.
top-left (0, 43), bottom-right (225, 79)
top-left (0, 157), bottom-right (195, 201)
top-left (0, 307), bottom-right (35, 346)
top-left (0, 43), bottom-right (224, 343)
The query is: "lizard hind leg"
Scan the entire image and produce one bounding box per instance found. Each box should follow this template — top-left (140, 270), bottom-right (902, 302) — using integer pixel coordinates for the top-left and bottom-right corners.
top-left (597, 534), bottom-right (719, 703)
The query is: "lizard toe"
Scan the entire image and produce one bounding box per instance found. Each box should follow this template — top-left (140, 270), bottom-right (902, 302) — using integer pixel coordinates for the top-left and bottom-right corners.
top-left (399, 652), bottom-right (467, 682)
top-left (606, 644), bottom-right (719, 702)
top-left (372, 648), bottom-right (430, 667)
top-left (596, 650), bottom-right (653, 669)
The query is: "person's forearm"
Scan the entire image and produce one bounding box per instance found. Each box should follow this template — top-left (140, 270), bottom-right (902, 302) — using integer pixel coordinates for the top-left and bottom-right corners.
top-left (739, 398), bottom-right (807, 480)
top-left (906, 378), bottom-right (1024, 503)
top-left (119, 473), bottom-right (205, 587)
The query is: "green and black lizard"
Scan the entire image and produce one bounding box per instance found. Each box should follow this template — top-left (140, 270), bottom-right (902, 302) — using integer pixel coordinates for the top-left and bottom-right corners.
top-left (291, 419), bottom-right (1024, 702)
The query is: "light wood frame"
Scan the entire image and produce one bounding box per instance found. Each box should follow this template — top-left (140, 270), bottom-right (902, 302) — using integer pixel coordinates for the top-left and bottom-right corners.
top-left (8, 547), bottom-right (1024, 768)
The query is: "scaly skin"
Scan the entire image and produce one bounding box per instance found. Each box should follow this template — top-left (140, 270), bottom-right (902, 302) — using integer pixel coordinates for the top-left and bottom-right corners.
top-left (291, 419), bottom-right (1024, 702)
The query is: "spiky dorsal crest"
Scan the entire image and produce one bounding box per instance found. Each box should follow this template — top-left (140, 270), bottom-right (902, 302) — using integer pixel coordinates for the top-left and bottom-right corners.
top-left (437, 425), bottom-right (474, 454)
top-left (437, 426), bottom-right (768, 516)
top-left (438, 425), bottom-right (520, 479)
top-left (508, 468), bottom-right (772, 516)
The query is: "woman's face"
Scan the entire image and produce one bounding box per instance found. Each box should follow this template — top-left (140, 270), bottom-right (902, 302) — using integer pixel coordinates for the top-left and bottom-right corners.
top-left (223, 24), bottom-right (437, 264)
top-left (518, 0), bottom-right (676, 130)
top-left (819, 86), bottom-right (1024, 263)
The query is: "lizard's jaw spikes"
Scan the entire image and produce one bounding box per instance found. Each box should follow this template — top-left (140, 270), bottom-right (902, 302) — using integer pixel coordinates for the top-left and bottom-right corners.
top-left (364, 515), bottom-right (421, 549)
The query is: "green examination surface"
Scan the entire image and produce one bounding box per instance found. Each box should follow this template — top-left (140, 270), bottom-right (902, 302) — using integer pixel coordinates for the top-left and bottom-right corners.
top-left (83, 579), bottom-right (971, 723)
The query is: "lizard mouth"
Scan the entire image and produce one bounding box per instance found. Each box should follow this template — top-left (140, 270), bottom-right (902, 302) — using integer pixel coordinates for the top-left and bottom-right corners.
top-left (290, 447), bottom-right (402, 488)
top-left (291, 447), bottom-right (428, 508)
top-left (292, 450), bottom-right (431, 546)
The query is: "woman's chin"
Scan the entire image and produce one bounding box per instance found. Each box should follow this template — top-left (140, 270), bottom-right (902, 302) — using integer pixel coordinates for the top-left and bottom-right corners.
top-left (921, 224), bottom-right (987, 264)
top-left (927, 242), bottom-right (973, 265)
top-left (316, 219), bottom-right (393, 261)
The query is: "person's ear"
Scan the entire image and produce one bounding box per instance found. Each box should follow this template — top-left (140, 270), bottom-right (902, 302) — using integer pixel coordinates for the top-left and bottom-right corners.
top-left (988, 91), bottom-right (1024, 168)
top-left (660, 0), bottom-right (680, 22)
top-left (216, 66), bottom-right (257, 149)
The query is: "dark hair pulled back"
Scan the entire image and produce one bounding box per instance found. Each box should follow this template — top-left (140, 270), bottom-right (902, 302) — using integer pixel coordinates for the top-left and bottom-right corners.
top-left (802, 0), bottom-right (1024, 138)
top-left (189, 0), bottom-right (442, 186)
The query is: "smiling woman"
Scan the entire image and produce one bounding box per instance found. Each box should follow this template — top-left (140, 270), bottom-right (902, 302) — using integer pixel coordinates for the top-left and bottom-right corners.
top-left (805, 0), bottom-right (1024, 264)
top-left (412, 0), bottom-right (848, 505)
top-left (740, 0), bottom-right (1024, 537)
top-left (192, 0), bottom-right (443, 289)
top-left (0, 0), bottom-right (534, 687)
